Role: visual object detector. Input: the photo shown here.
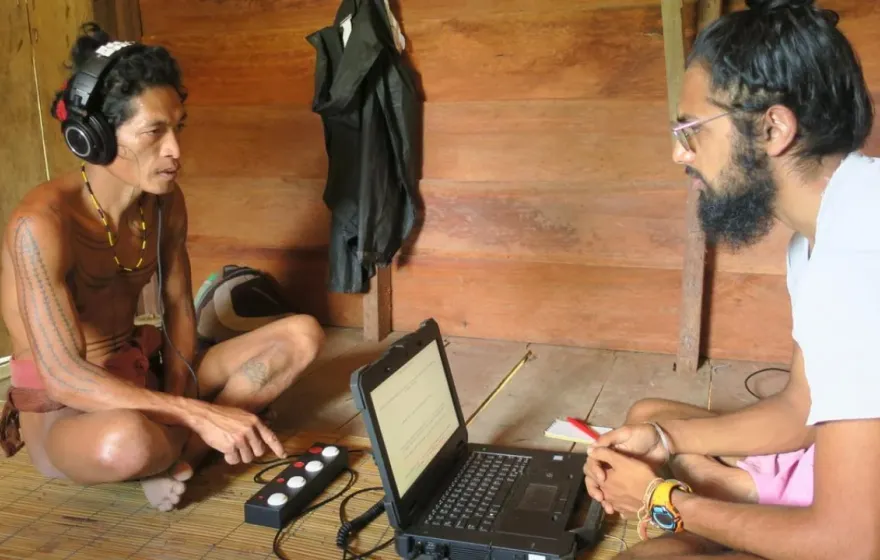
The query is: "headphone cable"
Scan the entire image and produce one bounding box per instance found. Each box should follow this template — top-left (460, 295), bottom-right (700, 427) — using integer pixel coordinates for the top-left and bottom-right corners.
top-left (155, 198), bottom-right (200, 400)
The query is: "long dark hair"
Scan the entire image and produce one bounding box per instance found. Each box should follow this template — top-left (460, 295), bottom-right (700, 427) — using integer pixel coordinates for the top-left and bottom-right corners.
top-left (688, 0), bottom-right (874, 162)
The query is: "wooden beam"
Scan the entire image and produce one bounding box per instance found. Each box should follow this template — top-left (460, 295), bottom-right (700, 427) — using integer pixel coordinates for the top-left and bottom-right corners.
top-left (363, 265), bottom-right (393, 342)
top-left (668, 0), bottom-right (724, 374)
top-left (661, 0), bottom-right (686, 124)
top-left (698, 0), bottom-right (724, 31)
top-left (92, 0), bottom-right (142, 41)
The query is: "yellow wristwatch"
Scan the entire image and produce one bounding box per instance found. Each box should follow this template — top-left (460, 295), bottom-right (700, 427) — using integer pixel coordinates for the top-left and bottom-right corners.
top-left (649, 479), bottom-right (692, 533)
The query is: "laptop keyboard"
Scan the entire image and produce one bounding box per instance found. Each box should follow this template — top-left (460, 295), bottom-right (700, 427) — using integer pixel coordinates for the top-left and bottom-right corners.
top-left (424, 452), bottom-right (530, 532)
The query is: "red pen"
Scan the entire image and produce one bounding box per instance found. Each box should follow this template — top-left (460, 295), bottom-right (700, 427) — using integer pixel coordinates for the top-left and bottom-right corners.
top-left (566, 417), bottom-right (601, 440)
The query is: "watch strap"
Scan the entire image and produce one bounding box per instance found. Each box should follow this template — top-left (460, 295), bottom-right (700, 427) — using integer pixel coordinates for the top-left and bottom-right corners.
top-left (649, 479), bottom-right (692, 533)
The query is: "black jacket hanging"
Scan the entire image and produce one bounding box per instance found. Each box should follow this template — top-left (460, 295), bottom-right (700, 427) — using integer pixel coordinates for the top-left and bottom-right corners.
top-left (306, 0), bottom-right (421, 294)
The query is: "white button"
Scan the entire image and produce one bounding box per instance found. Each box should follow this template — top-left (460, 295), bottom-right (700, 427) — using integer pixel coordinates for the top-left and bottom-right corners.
top-left (267, 493), bottom-right (288, 507)
top-left (305, 460), bottom-right (323, 473)
top-left (322, 446), bottom-right (340, 458)
top-left (287, 476), bottom-right (306, 489)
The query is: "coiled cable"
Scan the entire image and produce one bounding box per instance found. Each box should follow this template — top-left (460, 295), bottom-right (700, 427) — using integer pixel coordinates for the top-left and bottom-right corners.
top-left (336, 487), bottom-right (393, 559)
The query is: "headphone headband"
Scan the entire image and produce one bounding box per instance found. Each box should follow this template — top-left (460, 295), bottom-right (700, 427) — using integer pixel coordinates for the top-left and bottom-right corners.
top-left (66, 41), bottom-right (139, 116)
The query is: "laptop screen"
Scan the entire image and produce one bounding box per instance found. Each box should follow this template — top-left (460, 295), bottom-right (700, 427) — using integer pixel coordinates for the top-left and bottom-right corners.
top-left (370, 339), bottom-right (459, 497)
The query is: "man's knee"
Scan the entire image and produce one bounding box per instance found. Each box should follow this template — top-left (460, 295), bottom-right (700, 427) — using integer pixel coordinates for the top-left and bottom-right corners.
top-left (280, 314), bottom-right (325, 364)
top-left (625, 398), bottom-right (714, 424)
top-left (91, 411), bottom-right (178, 482)
top-left (626, 398), bottom-right (681, 424)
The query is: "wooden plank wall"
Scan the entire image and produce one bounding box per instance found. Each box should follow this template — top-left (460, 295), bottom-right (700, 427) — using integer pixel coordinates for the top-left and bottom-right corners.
top-left (0, 0), bottom-right (98, 356)
top-left (138, 0), bottom-right (880, 364)
top-left (0, 1), bottom-right (46, 356)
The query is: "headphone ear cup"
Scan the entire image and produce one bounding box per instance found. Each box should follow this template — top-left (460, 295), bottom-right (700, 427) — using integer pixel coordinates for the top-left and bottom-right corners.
top-left (87, 112), bottom-right (117, 165)
top-left (62, 115), bottom-right (100, 163)
top-left (62, 112), bottom-right (117, 165)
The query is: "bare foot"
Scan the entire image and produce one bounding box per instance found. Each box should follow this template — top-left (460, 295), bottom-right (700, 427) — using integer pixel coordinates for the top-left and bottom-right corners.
top-left (141, 461), bottom-right (193, 512)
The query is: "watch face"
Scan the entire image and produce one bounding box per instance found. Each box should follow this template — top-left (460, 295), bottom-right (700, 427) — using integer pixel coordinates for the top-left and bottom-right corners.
top-left (651, 506), bottom-right (677, 530)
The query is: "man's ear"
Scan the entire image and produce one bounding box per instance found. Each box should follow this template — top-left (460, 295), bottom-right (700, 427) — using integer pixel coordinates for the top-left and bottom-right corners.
top-left (763, 104), bottom-right (799, 157)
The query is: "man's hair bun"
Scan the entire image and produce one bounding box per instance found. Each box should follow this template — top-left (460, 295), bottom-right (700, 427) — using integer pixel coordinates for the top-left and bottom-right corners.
top-left (745, 0), bottom-right (815, 13)
top-left (745, 0), bottom-right (838, 25)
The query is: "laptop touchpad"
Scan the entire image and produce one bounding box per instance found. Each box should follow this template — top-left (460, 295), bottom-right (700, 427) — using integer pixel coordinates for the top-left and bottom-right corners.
top-left (517, 483), bottom-right (556, 511)
top-left (496, 481), bottom-right (572, 538)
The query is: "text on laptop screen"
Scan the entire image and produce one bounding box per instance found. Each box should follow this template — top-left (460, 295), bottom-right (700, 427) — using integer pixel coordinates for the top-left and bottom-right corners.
top-left (371, 339), bottom-right (459, 497)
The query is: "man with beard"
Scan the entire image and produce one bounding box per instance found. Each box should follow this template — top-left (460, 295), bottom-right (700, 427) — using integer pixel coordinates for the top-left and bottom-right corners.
top-left (583, 1), bottom-right (878, 559)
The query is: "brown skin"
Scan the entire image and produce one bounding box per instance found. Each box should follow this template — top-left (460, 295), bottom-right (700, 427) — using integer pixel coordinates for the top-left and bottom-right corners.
top-left (1, 85), bottom-right (325, 510)
top-left (582, 65), bottom-right (879, 559)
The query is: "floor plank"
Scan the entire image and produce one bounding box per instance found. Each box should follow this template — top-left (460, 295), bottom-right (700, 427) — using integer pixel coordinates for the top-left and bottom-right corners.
top-left (0, 339), bottom-right (717, 560)
top-left (708, 357), bottom-right (790, 413)
top-left (467, 343), bottom-right (615, 450)
top-left (271, 328), bottom-right (408, 434)
top-left (445, 336), bottom-right (532, 425)
top-left (587, 351), bottom-right (711, 428)
top-left (337, 336), bottom-right (530, 437)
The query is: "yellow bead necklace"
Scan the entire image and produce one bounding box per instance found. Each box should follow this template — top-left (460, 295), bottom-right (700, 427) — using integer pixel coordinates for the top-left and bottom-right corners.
top-left (81, 164), bottom-right (147, 272)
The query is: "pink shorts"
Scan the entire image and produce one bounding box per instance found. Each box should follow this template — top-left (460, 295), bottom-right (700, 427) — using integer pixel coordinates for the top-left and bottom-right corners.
top-left (736, 445), bottom-right (814, 507)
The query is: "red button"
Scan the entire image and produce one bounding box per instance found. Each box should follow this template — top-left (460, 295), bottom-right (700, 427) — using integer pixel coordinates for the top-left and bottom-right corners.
top-left (309, 446), bottom-right (323, 454)
top-left (294, 461), bottom-right (305, 468)
top-left (277, 478), bottom-right (285, 483)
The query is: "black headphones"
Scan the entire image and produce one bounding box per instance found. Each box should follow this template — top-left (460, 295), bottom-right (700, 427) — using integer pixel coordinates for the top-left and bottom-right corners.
top-left (54, 41), bottom-right (144, 165)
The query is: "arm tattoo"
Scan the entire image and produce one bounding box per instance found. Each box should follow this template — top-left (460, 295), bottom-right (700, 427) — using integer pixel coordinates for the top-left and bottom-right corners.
top-left (13, 218), bottom-right (110, 393)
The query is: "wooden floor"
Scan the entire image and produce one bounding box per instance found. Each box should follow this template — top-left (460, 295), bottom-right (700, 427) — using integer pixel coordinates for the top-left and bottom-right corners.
top-left (0, 328), bottom-right (788, 559)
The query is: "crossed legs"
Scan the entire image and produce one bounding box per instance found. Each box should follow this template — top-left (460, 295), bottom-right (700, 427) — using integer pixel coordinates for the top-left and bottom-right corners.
top-left (611, 399), bottom-right (760, 559)
top-left (19, 314), bottom-right (325, 510)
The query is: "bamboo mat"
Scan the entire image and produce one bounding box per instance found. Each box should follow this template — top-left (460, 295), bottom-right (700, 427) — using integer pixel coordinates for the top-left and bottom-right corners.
top-left (0, 431), bottom-right (650, 559)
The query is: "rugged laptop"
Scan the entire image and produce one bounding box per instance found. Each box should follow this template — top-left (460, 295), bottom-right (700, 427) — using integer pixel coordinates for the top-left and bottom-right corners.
top-left (350, 318), bottom-right (606, 560)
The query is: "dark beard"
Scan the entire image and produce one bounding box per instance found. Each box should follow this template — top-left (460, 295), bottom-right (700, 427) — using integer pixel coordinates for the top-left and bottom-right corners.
top-left (694, 136), bottom-right (777, 251)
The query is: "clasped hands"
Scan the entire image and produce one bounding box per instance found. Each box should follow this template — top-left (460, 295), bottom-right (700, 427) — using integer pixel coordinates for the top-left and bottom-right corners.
top-left (582, 423), bottom-right (671, 516)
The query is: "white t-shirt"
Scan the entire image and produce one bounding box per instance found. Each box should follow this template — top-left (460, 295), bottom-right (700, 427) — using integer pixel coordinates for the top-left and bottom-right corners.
top-left (785, 151), bottom-right (880, 426)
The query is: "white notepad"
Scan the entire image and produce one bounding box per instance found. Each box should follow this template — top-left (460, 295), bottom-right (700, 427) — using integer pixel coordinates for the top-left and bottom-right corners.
top-left (543, 418), bottom-right (612, 445)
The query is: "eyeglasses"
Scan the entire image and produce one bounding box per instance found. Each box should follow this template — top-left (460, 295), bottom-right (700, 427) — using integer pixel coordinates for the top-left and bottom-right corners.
top-left (671, 112), bottom-right (730, 153)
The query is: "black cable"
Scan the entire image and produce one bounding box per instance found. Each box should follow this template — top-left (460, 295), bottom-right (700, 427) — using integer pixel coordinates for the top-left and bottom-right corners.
top-left (744, 367), bottom-right (790, 399)
top-left (250, 449), bottom-right (369, 557)
top-left (155, 198), bottom-right (201, 400)
top-left (271, 467), bottom-right (359, 559)
top-left (254, 455), bottom-right (298, 467)
top-left (252, 454), bottom-right (306, 483)
top-left (336, 487), bottom-right (394, 560)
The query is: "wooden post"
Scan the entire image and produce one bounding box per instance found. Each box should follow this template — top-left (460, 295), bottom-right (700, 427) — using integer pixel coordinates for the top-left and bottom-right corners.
top-left (363, 265), bottom-right (392, 342)
top-left (698, 0), bottom-right (723, 31)
top-left (666, 0), bottom-right (723, 374)
top-left (93, 0), bottom-right (142, 41)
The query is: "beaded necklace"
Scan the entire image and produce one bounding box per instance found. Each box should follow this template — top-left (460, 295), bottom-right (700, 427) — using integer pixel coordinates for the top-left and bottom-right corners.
top-left (81, 164), bottom-right (148, 272)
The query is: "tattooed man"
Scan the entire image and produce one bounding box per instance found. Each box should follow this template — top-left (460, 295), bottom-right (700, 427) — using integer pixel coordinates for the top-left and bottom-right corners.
top-left (0, 24), bottom-right (325, 511)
